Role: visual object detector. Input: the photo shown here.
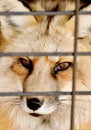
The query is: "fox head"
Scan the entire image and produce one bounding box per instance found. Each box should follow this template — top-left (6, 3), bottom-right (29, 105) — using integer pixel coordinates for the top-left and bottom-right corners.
top-left (0, 0), bottom-right (91, 130)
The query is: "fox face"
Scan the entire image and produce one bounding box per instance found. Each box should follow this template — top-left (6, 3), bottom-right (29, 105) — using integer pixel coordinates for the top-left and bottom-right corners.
top-left (0, 0), bottom-right (91, 130)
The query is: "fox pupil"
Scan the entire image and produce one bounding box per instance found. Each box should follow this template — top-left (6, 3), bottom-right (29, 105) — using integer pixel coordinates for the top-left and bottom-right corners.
top-left (19, 58), bottom-right (33, 72)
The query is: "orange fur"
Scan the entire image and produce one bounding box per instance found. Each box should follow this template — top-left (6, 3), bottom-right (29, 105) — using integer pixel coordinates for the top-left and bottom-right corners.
top-left (0, 0), bottom-right (91, 130)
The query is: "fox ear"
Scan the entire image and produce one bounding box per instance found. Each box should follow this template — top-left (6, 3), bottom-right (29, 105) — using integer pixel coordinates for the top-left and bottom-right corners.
top-left (65, 4), bottom-right (91, 38)
top-left (0, 0), bottom-right (37, 40)
top-left (78, 5), bottom-right (91, 38)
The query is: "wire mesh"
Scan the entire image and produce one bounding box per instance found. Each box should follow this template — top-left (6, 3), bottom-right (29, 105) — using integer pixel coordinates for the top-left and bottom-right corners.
top-left (0, 0), bottom-right (91, 130)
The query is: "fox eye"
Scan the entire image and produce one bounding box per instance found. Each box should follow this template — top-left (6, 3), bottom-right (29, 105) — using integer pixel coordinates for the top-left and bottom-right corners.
top-left (53, 62), bottom-right (72, 75)
top-left (19, 58), bottom-right (33, 71)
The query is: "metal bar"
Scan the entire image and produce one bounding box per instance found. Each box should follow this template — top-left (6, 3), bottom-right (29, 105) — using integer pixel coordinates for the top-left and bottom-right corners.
top-left (0, 91), bottom-right (91, 96)
top-left (70, 0), bottom-right (80, 130)
top-left (0, 11), bottom-right (91, 16)
top-left (0, 52), bottom-right (74, 57)
top-left (0, 52), bottom-right (91, 57)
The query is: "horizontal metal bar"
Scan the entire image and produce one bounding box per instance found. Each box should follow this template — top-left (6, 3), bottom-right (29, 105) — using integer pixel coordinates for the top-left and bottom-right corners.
top-left (0, 52), bottom-right (91, 57)
top-left (0, 52), bottom-right (73, 57)
top-left (0, 91), bottom-right (91, 96)
top-left (0, 11), bottom-right (91, 16)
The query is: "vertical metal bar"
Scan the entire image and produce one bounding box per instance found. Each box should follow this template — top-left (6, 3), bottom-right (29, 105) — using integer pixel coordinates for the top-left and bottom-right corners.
top-left (0, 21), bottom-right (1, 45)
top-left (70, 0), bottom-right (80, 130)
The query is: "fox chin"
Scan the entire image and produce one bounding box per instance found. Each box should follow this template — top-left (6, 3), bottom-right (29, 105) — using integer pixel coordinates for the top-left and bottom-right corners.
top-left (0, 0), bottom-right (91, 130)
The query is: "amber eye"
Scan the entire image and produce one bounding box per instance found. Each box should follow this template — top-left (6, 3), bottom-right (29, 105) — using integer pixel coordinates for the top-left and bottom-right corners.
top-left (53, 62), bottom-right (72, 75)
top-left (19, 58), bottom-right (33, 71)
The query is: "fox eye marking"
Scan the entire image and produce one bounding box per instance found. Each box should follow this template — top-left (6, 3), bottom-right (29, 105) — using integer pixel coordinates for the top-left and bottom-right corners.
top-left (53, 62), bottom-right (72, 75)
top-left (19, 58), bottom-right (33, 72)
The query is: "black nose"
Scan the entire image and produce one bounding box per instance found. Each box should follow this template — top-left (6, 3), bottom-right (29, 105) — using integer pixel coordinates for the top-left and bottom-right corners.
top-left (27, 98), bottom-right (42, 111)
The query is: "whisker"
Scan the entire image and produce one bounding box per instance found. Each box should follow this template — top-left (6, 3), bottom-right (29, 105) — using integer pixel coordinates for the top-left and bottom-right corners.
top-left (58, 103), bottom-right (71, 111)
top-left (59, 98), bottom-right (91, 104)
top-left (81, 81), bottom-right (91, 90)
top-left (58, 102), bottom-right (91, 118)
top-left (0, 97), bottom-right (20, 106)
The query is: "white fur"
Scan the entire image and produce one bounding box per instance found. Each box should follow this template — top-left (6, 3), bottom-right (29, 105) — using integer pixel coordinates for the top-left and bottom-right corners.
top-left (0, 1), bottom-right (91, 130)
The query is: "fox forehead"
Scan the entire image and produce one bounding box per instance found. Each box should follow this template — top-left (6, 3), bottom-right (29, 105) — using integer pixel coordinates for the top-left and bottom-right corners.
top-left (6, 33), bottom-right (74, 53)
top-left (29, 56), bottom-right (73, 65)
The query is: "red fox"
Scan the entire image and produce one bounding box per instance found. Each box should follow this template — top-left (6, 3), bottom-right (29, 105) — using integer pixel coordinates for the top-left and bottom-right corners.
top-left (0, 0), bottom-right (91, 130)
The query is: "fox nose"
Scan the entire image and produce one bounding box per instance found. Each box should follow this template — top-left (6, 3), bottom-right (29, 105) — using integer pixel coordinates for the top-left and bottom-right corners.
top-left (27, 98), bottom-right (42, 111)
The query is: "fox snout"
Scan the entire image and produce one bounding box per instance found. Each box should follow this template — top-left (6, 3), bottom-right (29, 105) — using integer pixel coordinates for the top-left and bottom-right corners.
top-left (20, 94), bottom-right (58, 116)
top-left (21, 64), bottom-right (58, 115)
